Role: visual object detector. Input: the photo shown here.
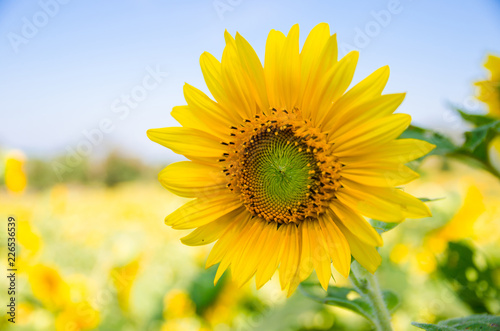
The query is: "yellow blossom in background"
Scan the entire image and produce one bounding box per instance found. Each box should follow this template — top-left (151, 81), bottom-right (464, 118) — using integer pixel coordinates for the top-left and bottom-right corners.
top-left (110, 257), bottom-right (141, 313)
top-left (390, 244), bottom-right (410, 265)
top-left (203, 282), bottom-right (245, 327)
top-left (4, 150), bottom-right (27, 194)
top-left (29, 264), bottom-right (71, 310)
top-left (415, 249), bottom-right (437, 274)
top-left (16, 303), bottom-right (35, 325)
top-left (163, 289), bottom-right (196, 320)
top-left (160, 319), bottom-right (202, 331)
top-left (50, 184), bottom-right (68, 215)
top-left (425, 186), bottom-right (485, 255)
top-left (476, 54), bottom-right (500, 118)
top-left (489, 135), bottom-right (500, 175)
top-left (17, 219), bottom-right (42, 264)
top-left (55, 300), bottom-right (100, 331)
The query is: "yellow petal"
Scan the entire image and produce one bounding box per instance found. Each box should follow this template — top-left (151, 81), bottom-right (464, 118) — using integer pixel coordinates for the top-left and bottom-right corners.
top-left (213, 215), bottom-right (254, 285)
top-left (231, 219), bottom-right (269, 287)
top-left (158, 161), bottom-right (226, 198)
top-left (328, 203), bottom-right (383, 246)
top-left (147, 127), bottom-right (227, 164)
top-left (165, 193), bottom-right (242, 229)
top-left (337, 179), bottom-right (432, 222)
top-left (278, 224), bottom-right (300, 294)
top-left (177, 83), bottom-right (235, 137)
top-left (484, 54), bottom-right (500, 80)
top-left (313, 51), bottom-right (359, 126)
top-left (332, 114), bottom-right (411, 155)
top-left (341, 162), bottom-right (420, 187)
top-left (340, 139), bottom-right (436, 164)
top-left (205, 209), bottom-right (249, 268)
top-left (298, 24), bottom-right (333, 116)
top-left (307, 219), bottom-right (332, 290)
top-left (300, 23), bottom-right (331, 77)
top-left (199, 52), bottom-right (241, 122)
top-left (328, 93), bottom-right (406, 139)
top-left (264, 29), bottom-right (286, 108)
top-left (322, 65), bottom-right (390, 131)
top-left (255, 222), bottom-right (284, 289)
top-left (297, 221), bottom-right (314, 282)
top-left (318, 214), bottom-right (351, 278)
top-left (220, 31), bottom-right (255, 119)
top-left (278, 24), bottom-right (301, 111)
top-left (235, 33), bottom-right (269, 111)
top-left (335, 220), bottom-right (381, 274)
top-left (180, 207), bottom-right (244, 246)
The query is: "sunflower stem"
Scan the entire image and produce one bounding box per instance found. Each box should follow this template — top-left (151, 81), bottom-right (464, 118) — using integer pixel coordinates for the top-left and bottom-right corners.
top-left (349, 261), bottom-right (393, 331)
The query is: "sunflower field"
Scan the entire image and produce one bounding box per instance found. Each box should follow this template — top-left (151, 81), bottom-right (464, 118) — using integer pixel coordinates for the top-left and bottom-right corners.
top-left (1, 2), bottom-right (500, 331)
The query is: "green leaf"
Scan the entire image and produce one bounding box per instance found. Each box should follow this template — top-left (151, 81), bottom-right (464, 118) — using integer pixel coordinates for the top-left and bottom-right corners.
top-left (412, 314), bottom-right (500, 330)
top-left (460, 120), bottom-right (500, 163)
top-left (382, 290), bottom-right (400, 313)
top-left (370, 219), bottom-right (399, 234)
top-left (324, 286), bottom-right (374, 321)
top-left (299, 284), bottom-right (399, 323)
top-left (401, 125), bottom-right (457, 157)
top-left (455, 108), bottom-right (497, 126)
top-left (419, 197), bottom-right (444, 203)
top-left (439, 242), bottom-right (499, 314)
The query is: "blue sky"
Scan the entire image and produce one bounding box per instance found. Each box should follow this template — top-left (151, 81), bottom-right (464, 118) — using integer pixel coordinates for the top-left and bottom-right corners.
top-left (1, 0), bottom-right (499, 163)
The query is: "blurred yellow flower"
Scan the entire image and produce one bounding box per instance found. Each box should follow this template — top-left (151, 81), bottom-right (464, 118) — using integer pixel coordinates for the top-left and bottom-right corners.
top-left (148, 23), bottom-right (434, 296)
top-left (476, 54), bottom-right (500, 118)
top-left (203, 282), bottom-right (244, 327)
top-left (50, 184), bottom-right (68, 215)
top-left (488, 135), bottom-right (500, 175)
top-left (426, 185), bottom-right (485, 255)
top-left (29, 264), bottom-right (70, 310)
top-left (18, 219), bottom-right (42, 262)
top-left (16, 302), bottom-right (34, 325)
top-left (160, 319), bottom-right (202, 331)
top-left (410, 186), bottom-right (486, 274)
top-left (55, 301), bottom-right (100, 331)
top-left (110, 257), bottom-right (141, 313)
top-left (163, 289), bottom-right (196, 320)
top-left (389, 243), bottom-right (410, 265)
top-left (415, 250), bottom-right (437, 274)
top-left (4, 150), bottom-right (27, 194)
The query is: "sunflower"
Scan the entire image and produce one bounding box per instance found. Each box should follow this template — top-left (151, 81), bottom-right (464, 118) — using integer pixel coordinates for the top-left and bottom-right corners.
top-left (476, 54), bottom-right (500, 118)
top-left (148, 23), bottom-right (434, 296)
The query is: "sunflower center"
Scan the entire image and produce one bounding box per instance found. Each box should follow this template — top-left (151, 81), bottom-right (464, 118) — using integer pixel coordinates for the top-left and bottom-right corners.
top-left (221, 109), bottom-right (343, 224)
top-left (239, 127), bottom-right (320, 222)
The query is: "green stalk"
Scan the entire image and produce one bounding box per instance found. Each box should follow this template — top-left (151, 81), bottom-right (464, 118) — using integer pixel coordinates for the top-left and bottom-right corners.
top-left (349, 261), bottom-right (393, 331)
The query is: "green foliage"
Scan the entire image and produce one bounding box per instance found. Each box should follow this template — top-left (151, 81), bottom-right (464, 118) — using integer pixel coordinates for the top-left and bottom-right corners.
top-left (412, 314), bottom-right (500, 330)
top-left (103, 152), bottom-right (144, 187)
top-left (24, 151), bottom-right (158, 189)
top-left (369, 219), bottom-right (399, 234)
top-left (401, 125), bottom-right (457, 158)
top-left (299, 283), bottom-right (399, 326)
top-left (402, 116), bottom-right (500, 179)
top-left (438, 242), bottom-right (500, 314)
top-left (188, 267), bottom-right (227, 315)
top-left (455, 108), bottom-right (498, 126)
top-left (460, 120), bottom-right (500, 164)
